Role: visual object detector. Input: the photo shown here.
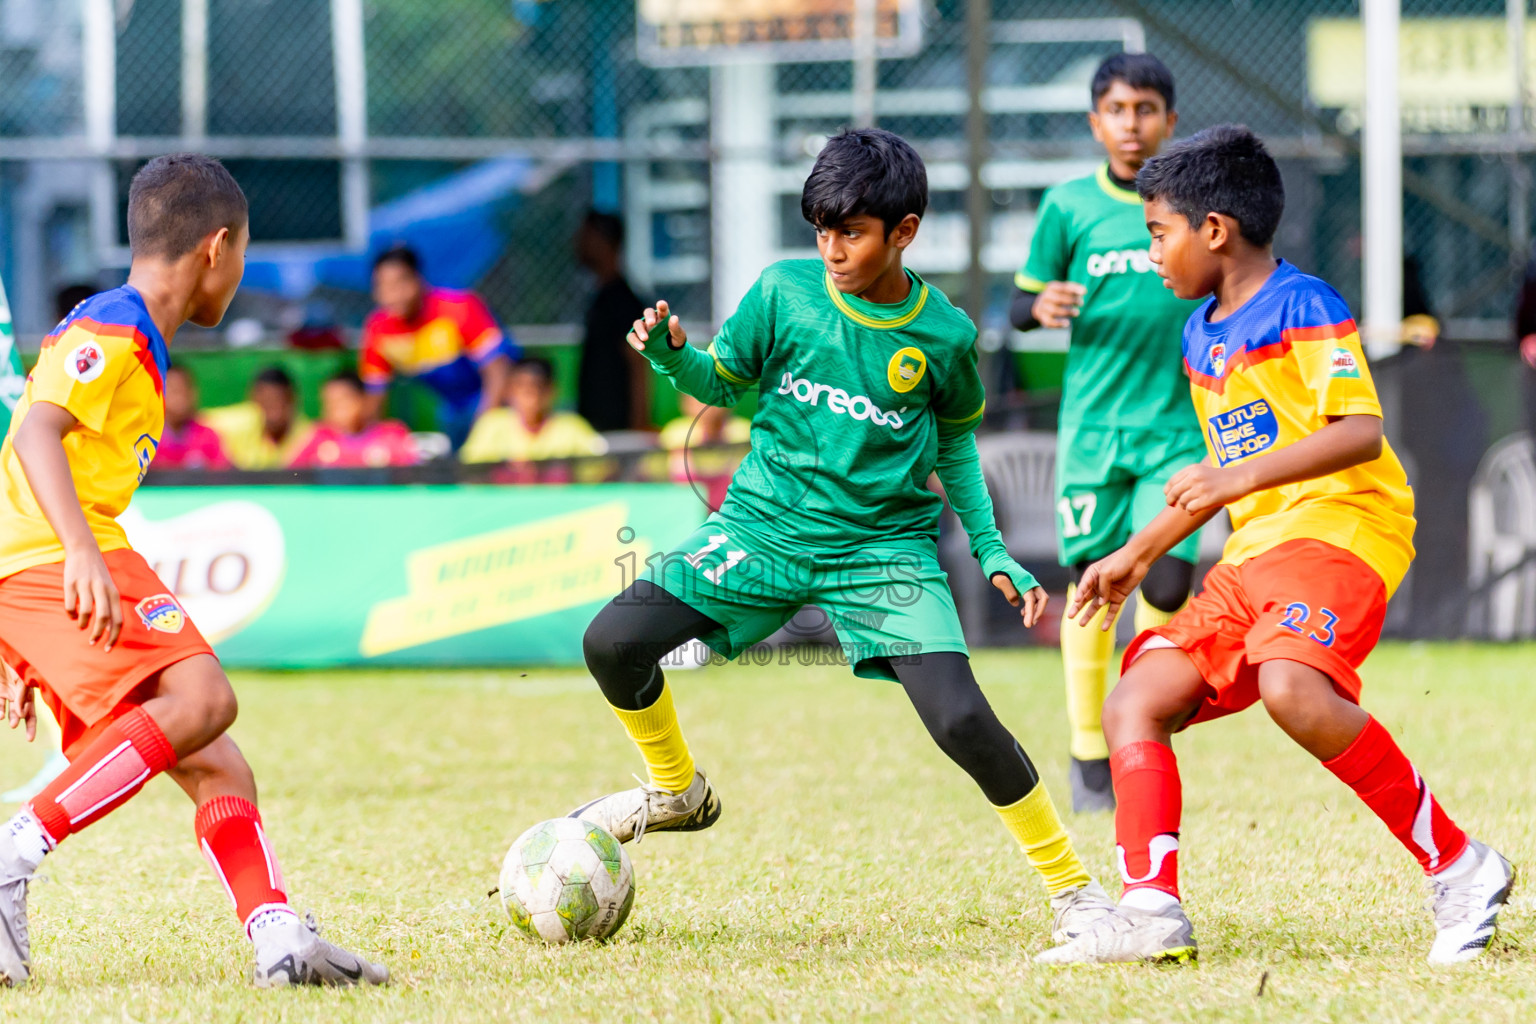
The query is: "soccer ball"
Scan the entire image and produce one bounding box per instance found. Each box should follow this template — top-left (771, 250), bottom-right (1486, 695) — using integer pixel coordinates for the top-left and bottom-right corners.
top-left (499, 818), bottom-right (635, 943)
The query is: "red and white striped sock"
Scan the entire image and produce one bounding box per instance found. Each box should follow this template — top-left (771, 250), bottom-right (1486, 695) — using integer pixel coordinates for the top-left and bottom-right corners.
top-left (26, 706), bottom-right (176, 846)
top-left (194, 795), bottom-right (293, 933)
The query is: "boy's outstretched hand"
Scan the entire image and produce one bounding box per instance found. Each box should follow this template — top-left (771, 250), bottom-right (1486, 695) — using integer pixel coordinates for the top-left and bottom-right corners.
top-left (1165, 462), bottom-right (1246, 514)
top-left (1067, 547), bottom-right (1148, 631)
top-left (991, 574), bottom-right (1049, 629)
top-left (627, 299), bottom-right (688, 357)
top-left (0, 662), bottom-right (36, 742)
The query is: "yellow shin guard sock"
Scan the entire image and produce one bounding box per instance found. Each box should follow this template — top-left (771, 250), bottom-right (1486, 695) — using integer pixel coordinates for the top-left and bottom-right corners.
top-left (609, 681), bottom-right (696, 794)
top-left (1061, 584), bottom-right (1115, 761)
top-left (995, 782), bottom-right (1092, 895)
top-left (1134, 593), bottom-right (1184, 634)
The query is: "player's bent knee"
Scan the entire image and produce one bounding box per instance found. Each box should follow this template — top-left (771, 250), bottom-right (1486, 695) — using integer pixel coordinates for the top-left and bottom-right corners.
top-left (1256, 661), bottom-right (1335, 728)
top-left (931, 704), bottom-right (996, 758)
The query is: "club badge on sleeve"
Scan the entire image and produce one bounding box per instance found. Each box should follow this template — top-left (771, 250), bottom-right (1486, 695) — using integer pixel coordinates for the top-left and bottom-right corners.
top-left (65, 342), bottom-right (107, 384)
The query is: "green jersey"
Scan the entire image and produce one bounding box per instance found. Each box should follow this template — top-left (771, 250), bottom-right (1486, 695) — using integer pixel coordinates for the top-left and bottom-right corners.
top-left (647, 259), bottom-right (987, 550)
top-left (0, 277), bottom-right (20, 436)
top-left (1018, 164), bottom-right (1201, 431)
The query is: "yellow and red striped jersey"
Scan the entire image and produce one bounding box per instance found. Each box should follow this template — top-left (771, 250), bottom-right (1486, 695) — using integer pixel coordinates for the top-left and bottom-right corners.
top-left (1183, 260), bottom-right (1415, 595)
top-left (0, 287), bottom-right (169, 579)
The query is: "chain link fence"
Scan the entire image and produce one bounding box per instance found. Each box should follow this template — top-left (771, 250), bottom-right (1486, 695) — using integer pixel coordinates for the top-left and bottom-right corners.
top-left (2, 0), bottom-right (1535, 636)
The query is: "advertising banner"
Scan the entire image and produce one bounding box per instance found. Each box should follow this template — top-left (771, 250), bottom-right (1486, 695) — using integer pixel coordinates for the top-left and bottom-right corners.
top-left (122, 485), bottom-right (703, 667)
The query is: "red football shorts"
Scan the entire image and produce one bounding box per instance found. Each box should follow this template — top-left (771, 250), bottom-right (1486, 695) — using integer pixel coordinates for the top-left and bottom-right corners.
top-left (0, 549), bottom-right (214, 758)
top-left (1123, 538), bottom-right (1388, 729)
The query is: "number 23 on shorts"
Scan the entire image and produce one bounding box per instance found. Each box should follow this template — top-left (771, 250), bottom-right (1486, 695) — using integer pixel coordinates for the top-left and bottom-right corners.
top-left (1278, 602), bottom-right (1338, 647)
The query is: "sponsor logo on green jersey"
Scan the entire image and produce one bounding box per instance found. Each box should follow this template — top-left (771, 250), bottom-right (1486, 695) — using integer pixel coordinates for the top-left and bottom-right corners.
top-left (1086, 247), bottom-right (1156, 278)
top-left (776, 372), bottom-right (907, 430)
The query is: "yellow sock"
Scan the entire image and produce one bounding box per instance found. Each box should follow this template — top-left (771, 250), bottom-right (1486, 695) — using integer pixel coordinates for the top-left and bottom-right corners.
top-left (995, 782), bottom-right (1092, 895)
top-left (1134, 593), bottom-right (1183, 634)
top-left (1061, 584), bottom-right (1115, 761)
top-left (609, 680), bottom-right (696, 793)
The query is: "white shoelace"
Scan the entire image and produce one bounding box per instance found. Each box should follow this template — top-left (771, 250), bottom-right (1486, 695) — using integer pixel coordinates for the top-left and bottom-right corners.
top-left (1428, 878), bottom-right (1487, 927)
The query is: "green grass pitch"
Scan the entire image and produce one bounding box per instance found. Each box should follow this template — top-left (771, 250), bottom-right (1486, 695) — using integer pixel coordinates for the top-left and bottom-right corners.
top-left (1, 643), bottom-right (1533, 1022)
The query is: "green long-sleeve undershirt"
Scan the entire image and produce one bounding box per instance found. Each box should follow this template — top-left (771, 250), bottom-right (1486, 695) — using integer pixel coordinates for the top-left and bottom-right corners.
top-left (934, 430), bottom-right (1039, 596)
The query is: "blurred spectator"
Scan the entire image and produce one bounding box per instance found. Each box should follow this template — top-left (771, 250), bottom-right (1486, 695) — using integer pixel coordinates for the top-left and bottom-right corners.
top-left (659, 394), bottom-right (750, 511)
top-left (287, 299), bottom-right (346, 350)
top-left (54, 283), bottom-right (96, 324)
top-left (574, 210), bottom-right (649, 431)
top-left (460, 356), bottom-right (606, 464)
top-left (361, 245), bottom-right (518, 449)
top-left (658, 393), bottom-right (750, 450)
top-left (153, 364), bottom-right (231, 471)
top-left (203, 366), bottom-right (316, 470)
top-left (289, 370), bottom-right (419, 469)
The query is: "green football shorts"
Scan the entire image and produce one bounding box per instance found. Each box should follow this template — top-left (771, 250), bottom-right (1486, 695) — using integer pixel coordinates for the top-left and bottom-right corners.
top-left (643, 515), bottom-right (969, 682)
top-left (1055, 424), bottom-right (1208, 567)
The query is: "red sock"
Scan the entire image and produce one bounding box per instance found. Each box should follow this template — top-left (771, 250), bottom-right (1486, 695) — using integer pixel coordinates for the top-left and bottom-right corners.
top-left (1112, 740), bottom-right (1183, 900)
top-left (27, 706), bottom-right (176, 845)
top-left (1323, 716), bottom-right (1468, 874)
top-left (195, 795), bottom-right (289, 929)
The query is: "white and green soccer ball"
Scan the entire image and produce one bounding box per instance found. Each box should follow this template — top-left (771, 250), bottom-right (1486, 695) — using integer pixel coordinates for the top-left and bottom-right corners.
top-left (499, 818), bottom-right (635, 943)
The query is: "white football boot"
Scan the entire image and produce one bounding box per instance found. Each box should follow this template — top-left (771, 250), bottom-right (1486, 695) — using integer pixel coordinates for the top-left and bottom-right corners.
top-left (1049, 880), bottom-right (1119, 945)
top-left (568, 767), bottom-right (721, 844)
top-left (1426, 839), bottom-right (1515, 966)
top-left (251, 908), bottom-right (389, 989)
top-left (1035, 901), bottom-right (1197, 965)
top-left (0, 829), bottom-right (33, 985)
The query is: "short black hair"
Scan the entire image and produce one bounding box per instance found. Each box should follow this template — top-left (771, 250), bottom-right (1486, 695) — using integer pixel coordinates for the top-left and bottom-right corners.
top-left (512, 355), bottom-right (555, 385)
top-left (800, 128), bottom-right (928, 236)
top-left (1091, 52), bottom-right (1176, 110)
top-left (372, 244), bottom-right (420, 275)
top-left (127, 154), bottom-right (248, 259)
top-left (325, 369), bottom-right (367, 394)
top-left (251, 366), bottom-right (296, 394)
top-left (1135, 124), bottom-right (1285, 247)
top-left (165, 362), bottom-right (193, 382)
top-left (582, 210), bottom-right (625, 248)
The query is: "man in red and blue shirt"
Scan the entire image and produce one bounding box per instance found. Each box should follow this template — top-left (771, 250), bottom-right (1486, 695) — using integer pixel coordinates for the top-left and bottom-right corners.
top-left (360, 245), bottom-right (518, 448)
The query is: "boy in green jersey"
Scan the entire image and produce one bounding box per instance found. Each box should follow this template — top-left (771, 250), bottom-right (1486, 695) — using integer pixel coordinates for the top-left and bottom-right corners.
top-left (570, 129), bottom-right (1116, 943)
top-left (1010, 54), bottom-right (1207, 812)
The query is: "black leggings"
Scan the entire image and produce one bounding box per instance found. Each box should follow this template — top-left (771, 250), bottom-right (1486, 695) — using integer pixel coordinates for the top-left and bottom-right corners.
top-left (583, 581), bottom-right (1039, 805)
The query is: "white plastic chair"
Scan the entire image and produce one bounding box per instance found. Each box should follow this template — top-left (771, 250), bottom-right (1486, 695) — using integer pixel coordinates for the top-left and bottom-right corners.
top-left (1468, 433), bottom-right (1536, 639)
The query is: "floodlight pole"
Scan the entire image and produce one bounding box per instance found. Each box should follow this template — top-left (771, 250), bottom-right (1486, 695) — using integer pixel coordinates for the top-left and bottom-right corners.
top-left (852, 0), bottom-right (878, 128)
top-left (964, 0), bottom-right (988, 324)
top-left (1509, 0), bottom-right (1530, 265)
top-left (332, 0), bottom-right (370, 250)
top-left (82, 0), bottom-right (117, 260)
top-left (1362, 0), bottom-right (1402, 361)
top-left (182, 0), bottom-right (208, 143)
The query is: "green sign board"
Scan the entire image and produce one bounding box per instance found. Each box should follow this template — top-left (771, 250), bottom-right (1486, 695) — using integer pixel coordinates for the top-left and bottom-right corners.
top-left (0, 276), bottom-right (20, 436)
top-left (123, 484), bottom-right (704, 667)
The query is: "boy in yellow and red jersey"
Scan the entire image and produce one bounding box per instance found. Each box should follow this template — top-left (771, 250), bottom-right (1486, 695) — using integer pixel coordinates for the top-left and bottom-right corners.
top-left (0, 155), bottom-right (386, 988)
top-left (1037, 126), bottom-right (1512, 967)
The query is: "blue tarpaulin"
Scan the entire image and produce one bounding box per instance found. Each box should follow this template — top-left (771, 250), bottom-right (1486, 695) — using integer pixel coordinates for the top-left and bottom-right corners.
top-left (241, 156), bottom-right (536, 300)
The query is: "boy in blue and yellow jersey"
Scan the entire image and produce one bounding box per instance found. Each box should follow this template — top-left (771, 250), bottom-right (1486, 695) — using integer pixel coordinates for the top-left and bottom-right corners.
top-left (1038, 126), bottom-right (1511, 967)
top-left (0, 155), bottom-right (386, 988)
top-left (567, 129), bottom-right (1119, 949)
